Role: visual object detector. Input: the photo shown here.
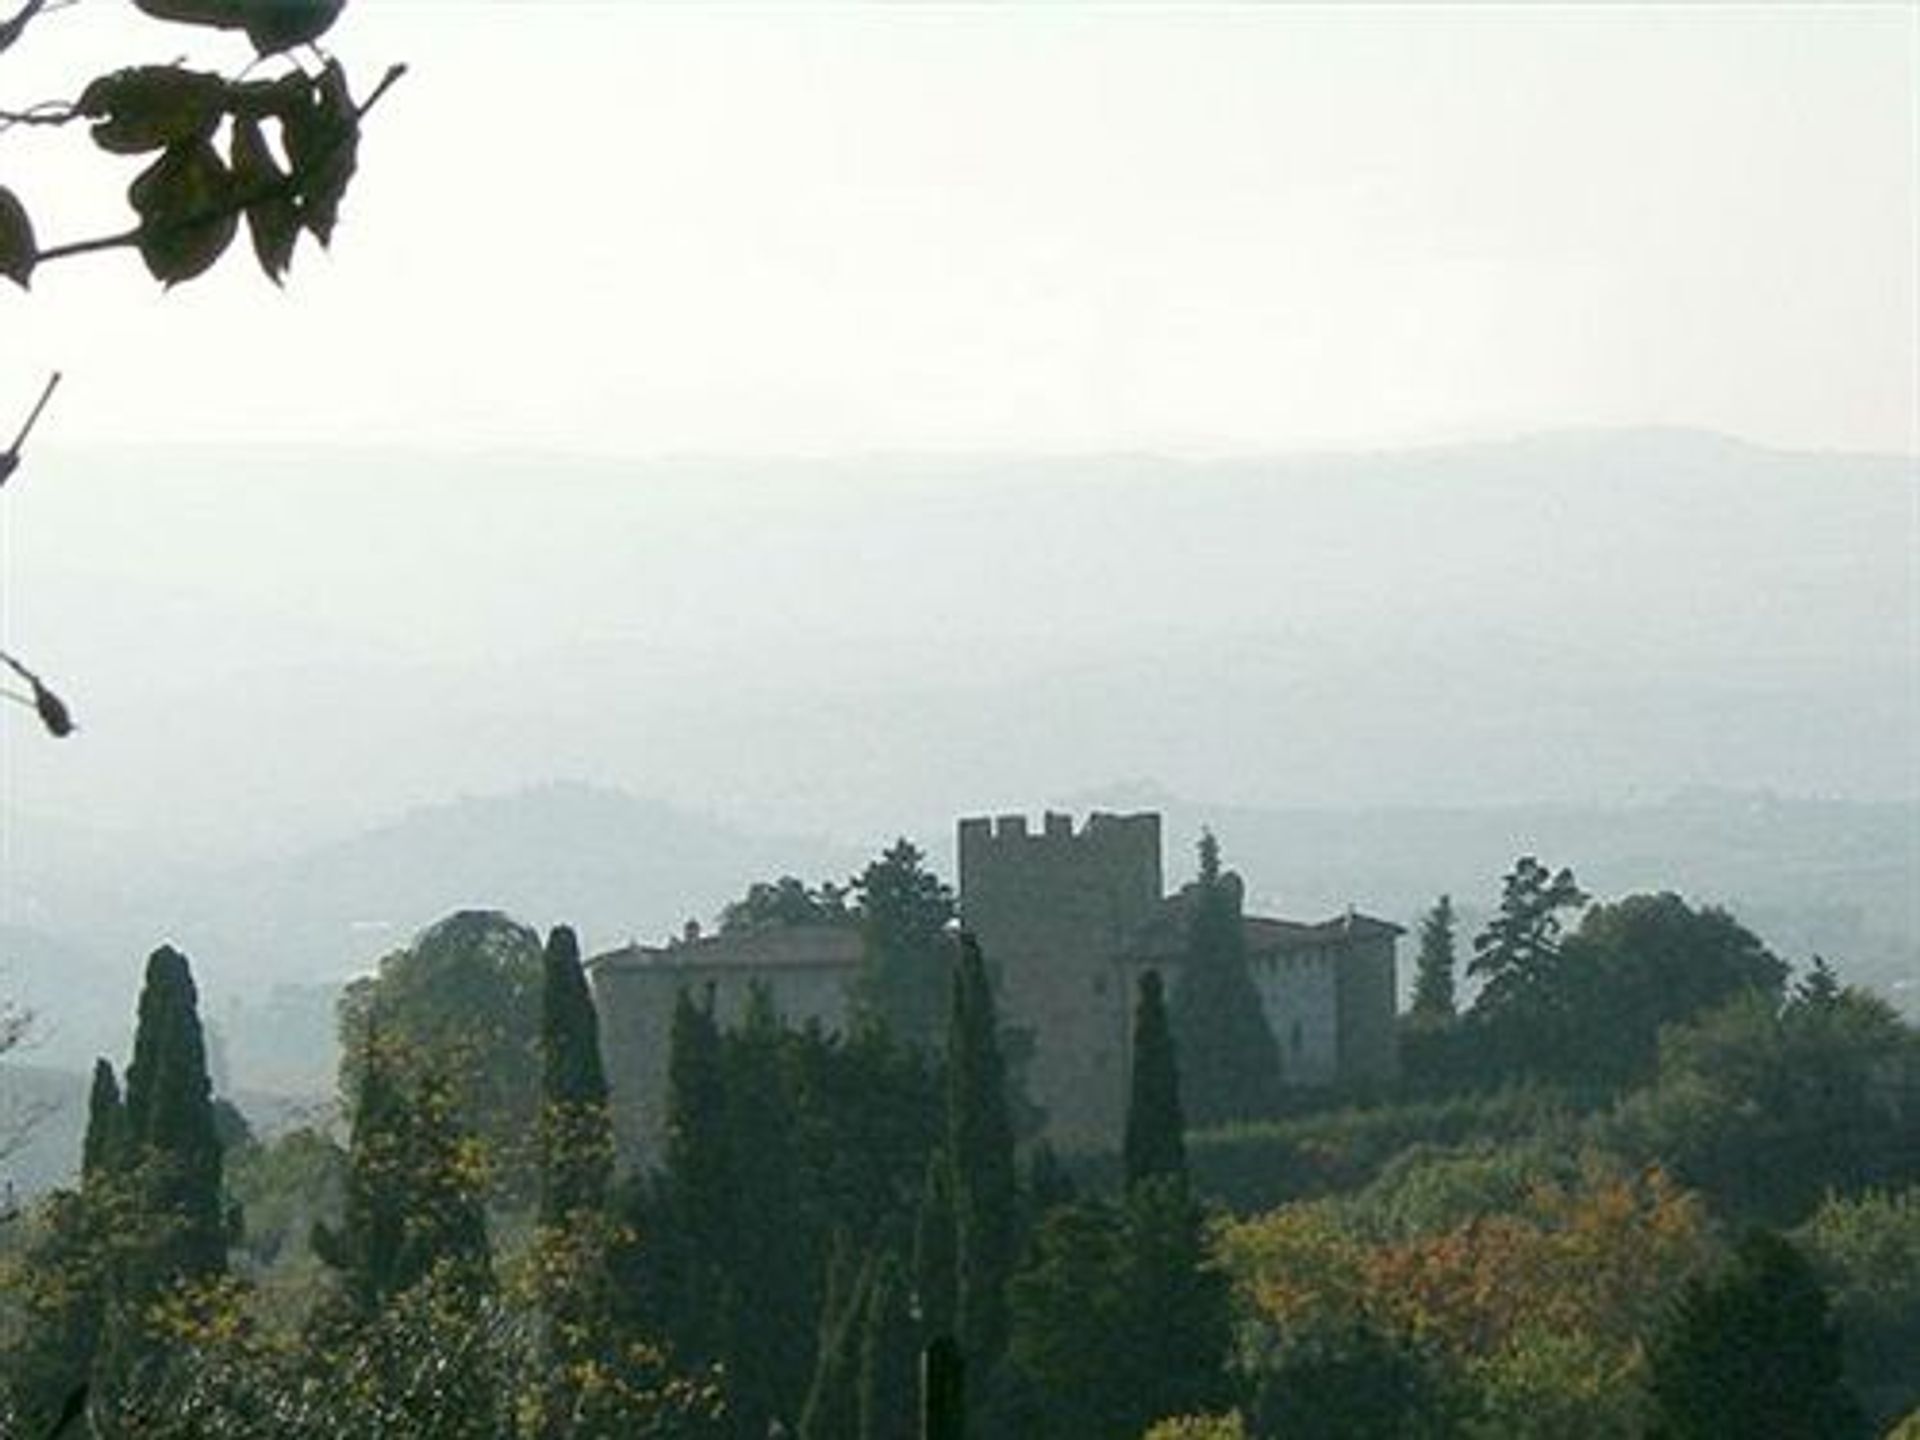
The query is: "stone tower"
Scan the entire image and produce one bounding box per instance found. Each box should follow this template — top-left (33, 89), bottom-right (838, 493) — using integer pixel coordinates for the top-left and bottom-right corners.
top-left (957, 811), bottom-right (1162, 1149)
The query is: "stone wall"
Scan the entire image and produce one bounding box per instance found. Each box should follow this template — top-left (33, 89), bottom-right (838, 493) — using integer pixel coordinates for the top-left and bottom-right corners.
top-left (958, 811), bottom-right (1163, 1149)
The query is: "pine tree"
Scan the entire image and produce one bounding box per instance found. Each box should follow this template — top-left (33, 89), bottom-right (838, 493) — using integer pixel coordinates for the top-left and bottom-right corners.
top-left (1170, 832), bottom-right (1282, 1127)
top-left (1124, 969), bottom-right (1186, 1189)
top-left (538, 923), bottom-right (612, 1226)
top-left (1467, 856), bottom-right (1587, 1019)
top-left (1647, 1228), bottom-right (1865, 1439)
top-left (120, 945), bottom-right (227, 1285)
top-left (1410, 894), bottom-right (1458, 1021)
top-left (851, 837), bottom-right (956, 1050)
top-left (1796, 954), bottom-right (1844, 1010)
top-left (947, 932), bottom-right (1017, 1379)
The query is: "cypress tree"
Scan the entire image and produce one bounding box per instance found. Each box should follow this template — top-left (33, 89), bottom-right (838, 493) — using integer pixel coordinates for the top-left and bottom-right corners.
top-left (537, 923), bottom-right (612, 1226)
top-left (1170, 833), bottom-right (1282, 1127)
top-left (531, 925), bottom-right (618, 1438)
top-left (313, 1021), bottom-right (408, 1311)
top-left (913, 1150), bottom-right (958, 1341)
top-left (858, 1250), bottom-right (920, 1440)
top-left (8, 1064), bottom-right (123, 1433)
top-left (81, 1058), bottom-right (126, 1183)
top-left (800, 1244), bottom-right (869, 1440)
top-left (947, 932), bottom-right (1017, 1377)
top-left (660, 985), bottom-right (732, 1365)
top-left (722, 984), bottom-right (814, 1432)
top-left (1410, 894), bottom-right (1458, 1021)
top-left (120, 945), bottom-right (226, 1284)
top-left (1123, 969), bottom-right (1185, 1189)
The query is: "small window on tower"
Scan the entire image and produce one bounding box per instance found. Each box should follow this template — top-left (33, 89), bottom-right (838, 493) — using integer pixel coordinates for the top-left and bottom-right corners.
top-left (1290, 1019), bottom-right (1304, 1055)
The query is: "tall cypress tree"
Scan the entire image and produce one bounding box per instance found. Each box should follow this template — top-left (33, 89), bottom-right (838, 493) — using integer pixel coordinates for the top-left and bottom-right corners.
top-left (1410, 894), bottom-right (1458, 1021)
top-left (857, 1251), bottom-right (920, 1440)
top-left (120, 945), bottom-right (226, 1284)
top-left (1170, 833), bottom-right (1282, 1127)
top-left (82, 1058), bottom-right (126, 1183)
top-left (913, 1150), bottom-right (958, 1341)
top-left (1123, 969), bottom-right (1185, 1189)
top-left (722, 984), bottom-right (815, 1432)
top-left (6, 1062), bottom-right (125, 1433)
top-left (660, 985), bottom-right (732, 1366)
top-left (538, 923), bottom-right (612, 1226)
top-left (947, 932), bottom-right (1017, 1378)
top-left (312, 1022), bottom-right (409, 1313)
top-left (800, 1243), bottom-right (869, 1440)
top-left (532, 925), bottom-right (618, 1438)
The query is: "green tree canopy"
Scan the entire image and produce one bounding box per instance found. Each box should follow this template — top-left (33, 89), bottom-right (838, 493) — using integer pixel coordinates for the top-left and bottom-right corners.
top-left (1647, 1228), bottom-right (1865, 1440)
top-left (337, 909), bottom-right (542, 1202)
top-left (1409, 894), bottom-right (1458, 1022)
top-left (718, 876), bottom-right (852, 934)
top-left (1552, 892), bottom-right (1788, 1087)
top-left (850, 837), bottom-right (955, 1049)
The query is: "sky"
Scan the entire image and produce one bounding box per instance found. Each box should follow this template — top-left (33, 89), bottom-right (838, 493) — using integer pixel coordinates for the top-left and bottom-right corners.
top-left (0, 2), bottom-right (1914, 458)
top-left (0, 2), bottom-right (1915, 867)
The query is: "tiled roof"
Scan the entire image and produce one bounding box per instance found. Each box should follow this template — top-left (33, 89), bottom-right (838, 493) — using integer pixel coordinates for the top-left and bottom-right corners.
top-left (1124, 882), bottom-right (1403, 962)
top-left (589, 921), bottom-right (863, 975)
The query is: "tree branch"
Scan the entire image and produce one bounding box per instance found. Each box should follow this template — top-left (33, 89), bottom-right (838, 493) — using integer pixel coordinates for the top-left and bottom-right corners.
top-left (0, 0), bottom-right (57, 56)
top-left (27, 61), bottom-right (408, 273)
top-left (0, 648), bottom-right (74, 737)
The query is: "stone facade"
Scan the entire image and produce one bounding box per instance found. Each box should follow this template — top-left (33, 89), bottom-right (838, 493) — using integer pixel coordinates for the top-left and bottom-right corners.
top-left (964, 812), bottom-right (1401, 1148)
top-left (589, 809), bottom-right (1400, 1163)
top-left (587, 921), bottom-right (862, 1167)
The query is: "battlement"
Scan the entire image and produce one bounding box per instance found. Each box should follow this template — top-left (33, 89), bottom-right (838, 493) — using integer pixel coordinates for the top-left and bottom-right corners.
top-left (957, 810), bottom-right (1164, 939)
top-left (957, 809), bottom-right (1161, 857)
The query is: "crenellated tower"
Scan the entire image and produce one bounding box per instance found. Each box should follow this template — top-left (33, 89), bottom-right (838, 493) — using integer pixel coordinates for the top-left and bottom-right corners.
top-left (957, 810), bottom-right (1162, 1147)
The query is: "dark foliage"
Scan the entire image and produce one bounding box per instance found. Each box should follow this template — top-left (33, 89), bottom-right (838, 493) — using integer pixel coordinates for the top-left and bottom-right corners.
top-left (1124, 969), bottom-right (1186, 1189)
top-left (1647, 1229), bottom-right (1865, 1439)
top-left (1171, 833), bottom-right (1282, 1126)
top-left (947, 932), bottom-right (1018, 1378)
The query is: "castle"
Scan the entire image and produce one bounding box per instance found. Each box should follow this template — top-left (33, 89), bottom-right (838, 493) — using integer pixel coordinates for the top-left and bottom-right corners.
top-left (587, 810), bottom-right (1400, 1161)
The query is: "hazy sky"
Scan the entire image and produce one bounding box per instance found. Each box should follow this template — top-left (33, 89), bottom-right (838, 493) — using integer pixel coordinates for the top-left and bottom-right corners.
top-left (2, 2), bottom-right (1914, 457)
top-left (0, 3), bottom-right (1915, 867)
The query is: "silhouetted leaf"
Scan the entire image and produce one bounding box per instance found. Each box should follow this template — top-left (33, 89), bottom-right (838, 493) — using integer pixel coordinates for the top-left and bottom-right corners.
top-left (130, 0), bottom-right (246, 30)
top-left (30, 677), bottom-right (72, 738)
top-left (130, 139), bottom-right (238, 285)
top-left (283, 62), bottom-right (358, 245)
top-left (231, 116), bottom-right (298, 282)
top-left (243, 0), bottom-right (345, 55)
top-left (0, 186), bottom-right (34, 289)
top-left (79, 66), bottom-right (227, 155)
